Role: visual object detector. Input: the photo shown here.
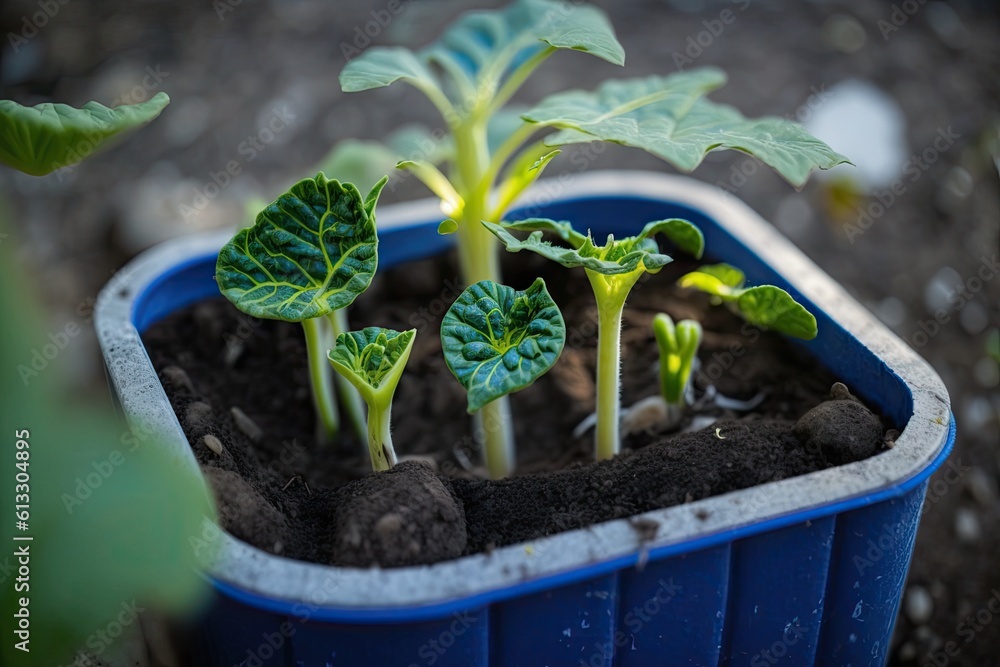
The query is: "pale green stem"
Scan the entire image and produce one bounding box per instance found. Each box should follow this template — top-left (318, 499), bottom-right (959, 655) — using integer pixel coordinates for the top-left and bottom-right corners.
top-left (366, 399), bottom-right (397, 472)
top-left (302, 318), bottom-right (338, 445)
top-left (594, 298), bottom-right (624, 461)
top-left (588, 270), bottom-right (642, 461)
top-left (327, 310), bottom-right (367, 443)
top-left (453, 118), bottom-right (514, 479)
top-left (487, 46), bottom-right (556, 117)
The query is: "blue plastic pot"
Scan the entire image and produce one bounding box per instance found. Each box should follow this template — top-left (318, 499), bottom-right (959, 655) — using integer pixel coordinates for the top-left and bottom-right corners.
top-left (96, 171), bottom-right (954, 666)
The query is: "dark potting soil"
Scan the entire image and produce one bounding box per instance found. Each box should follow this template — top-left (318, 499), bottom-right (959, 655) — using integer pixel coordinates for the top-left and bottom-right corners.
top-left (143, 251), bottom-right (890, 568)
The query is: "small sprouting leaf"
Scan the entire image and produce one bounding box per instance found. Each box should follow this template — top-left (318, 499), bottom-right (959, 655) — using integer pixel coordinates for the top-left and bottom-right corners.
top-left (442, 278), bottom-right (565, 413)
top-left (216, 173), bottom-right (385, 322)
top-left (638, 219), bottom-right (705, 259)
top-left (734, 286), bottom-right (818, 339)
top-left (0, 92), bottom-right (170, 176)
top-left (328, 327), bottom-right (416, 401)
top-left (653, 313), bottom-right (702, 405)
top-left (679, 266), bottom-right (816, 339)
top-left (524, 69), bottom-right (851, 187)
top-left (677, 266), bottom-right (743, 298)
top-left (438, 218), bottom-right (459, 235)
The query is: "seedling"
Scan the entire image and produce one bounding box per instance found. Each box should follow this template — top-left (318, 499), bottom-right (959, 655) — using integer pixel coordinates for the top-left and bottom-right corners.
top-left (441, 278), bottom-right (566, 477)
top-left (216, 173), bottom-right (387, 445)
top-left (486, 218), bottom-right (704, 459)
top-left (337, 0), bottom-right (847, 473)
top-left (677, 263), bottom-right (817, 339)
top-left (0, 93), bottom-right (170, 176)
top-left (653, 313), bottom-right (702, 426)
top-left (328, 328), bottom-right (416, 471)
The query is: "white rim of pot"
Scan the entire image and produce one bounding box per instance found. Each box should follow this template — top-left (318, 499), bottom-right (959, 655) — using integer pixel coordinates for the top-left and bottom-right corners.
top-left (95, 170), bottom-right (952, 611)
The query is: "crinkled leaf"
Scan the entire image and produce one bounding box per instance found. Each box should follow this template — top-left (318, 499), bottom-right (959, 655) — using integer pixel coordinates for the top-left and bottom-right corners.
top-left (442, 278), bottom-right (565, 412)
top-left (0, 92), bottom-right (170, 176)
top-left (216, 173), bottom-right (385, 322)
top-left (499, 218), bottom-right (588, 248)
top-left (734, 286), bottom-right (817, 339)
top-left (525, 70), bottom-right (851, 187)
top-left (638, 218), bottom-right (704, 259)
top-left (484, 218), bottom-right (677, 276)
top-left (340, 0), bottom-right (623, 113)
top-left (328, 327), bottom-right (416, 402)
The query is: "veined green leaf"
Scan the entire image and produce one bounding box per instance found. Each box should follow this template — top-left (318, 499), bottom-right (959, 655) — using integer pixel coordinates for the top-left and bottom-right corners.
top-left (216, 173), bottom-right (385, 322)
top-left (339, 47), bottom-right (440, 93)
top-left (735, 286), bottom-right (817, 339)
top-left (340, 0), bottom-right (623, 116)
top-left (0, 92), bottom-right (170, 176)
top-left (679, 266), bottom-right (817, 339)
top-left (497, 218), bottom-right (588, 248)
top-left (442, 278), bottom-right (565, 413)
top-left (638, 218), bottom-right (705, 259)
top-left (524, 70), bottom-right (851, 187)
top-left (484, 218), bottom-right (683, 276)
top-left (328, 327), bottom-right (416, 402)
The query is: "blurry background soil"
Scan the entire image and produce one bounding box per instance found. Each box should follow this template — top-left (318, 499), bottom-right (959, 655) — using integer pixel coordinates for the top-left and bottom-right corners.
top-left (1, 0), bottom-right (997, 664)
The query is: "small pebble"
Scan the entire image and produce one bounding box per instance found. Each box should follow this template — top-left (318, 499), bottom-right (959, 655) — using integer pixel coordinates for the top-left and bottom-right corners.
top-left (231, 407), bottom-right (264, 442)
top-left (184, 401), bottom-right (213, 430)
top-left (203, 434), bottom-right (224, 455)
top-left (161, 366), bottom-right (195, 394)
top-left (904, 585), bottom-right (934, 625)
top-left (954, 507), bottom-right (981, 544)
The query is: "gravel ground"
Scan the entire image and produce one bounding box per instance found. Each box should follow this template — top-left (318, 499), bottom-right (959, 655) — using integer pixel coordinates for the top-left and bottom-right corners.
top-left (1, 0), bottom-right (998, 664)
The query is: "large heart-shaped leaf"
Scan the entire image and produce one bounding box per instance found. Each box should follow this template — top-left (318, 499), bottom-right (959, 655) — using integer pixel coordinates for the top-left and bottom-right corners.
top-left (216, 173), bottom-right (385, 322)
top-left (523, 70), bottom-right (851, 187)
top-left (328, 327), bottom-right (416, 403)
top-left (0, 93), bottom-right (170, 176)
top-left (442, 278), bottom-right (565, 413)
top-left (679, 264), bottom-right (817, 339)
top-left (340, 0), bottom-right (623, 111)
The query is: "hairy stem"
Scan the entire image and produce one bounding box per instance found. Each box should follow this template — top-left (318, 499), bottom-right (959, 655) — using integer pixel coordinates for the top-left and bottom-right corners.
top-left (588, 269), bottom-right (642, 460)
top-left (302, 318), bottom-right (338, 445)
top-left (366, 399), bottom-right (397, 472)
top-left (327, 310), bottom-right (367, 443)
top-left (593, 297), bottom-right (623, 461)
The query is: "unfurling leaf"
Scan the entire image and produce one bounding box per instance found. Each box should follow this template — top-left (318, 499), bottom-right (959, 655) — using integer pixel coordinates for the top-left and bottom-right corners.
top-left (216, 173), bottom-right (385, 321)
top-left (678, 264), bottom-right (817, 339)
top-left (442, 278), bottom-right (565, 413)
top-left (0, 93), bottom-right (170, 176)
top-left (523, 69), bottom-right (851, 188)
top-left (328, 327), bottom-right (416, 402)
top-left (653, 313), bottom-right (702, 405)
